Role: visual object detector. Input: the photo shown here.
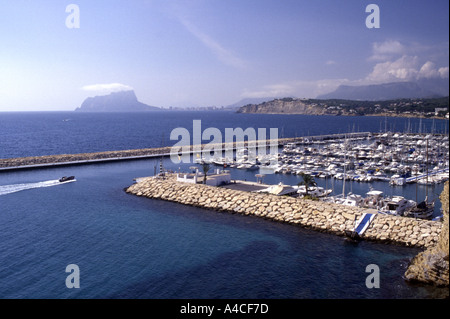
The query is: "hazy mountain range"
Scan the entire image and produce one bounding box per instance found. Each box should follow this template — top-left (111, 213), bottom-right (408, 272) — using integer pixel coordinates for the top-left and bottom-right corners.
top-left (75, 78), bottom-right (448, 112)
top-left (317, 79), bottom-right (448, 101)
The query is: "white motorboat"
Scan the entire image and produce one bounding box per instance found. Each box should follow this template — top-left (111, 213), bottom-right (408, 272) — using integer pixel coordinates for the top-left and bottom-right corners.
top-left (297, 186), bottom-right (332, 198)
top-left (379, 196), bottom-right (416, 216)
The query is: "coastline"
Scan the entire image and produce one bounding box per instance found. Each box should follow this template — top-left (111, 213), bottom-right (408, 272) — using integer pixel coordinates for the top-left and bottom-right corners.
top-left (237, 111), bottom-right (448, 120)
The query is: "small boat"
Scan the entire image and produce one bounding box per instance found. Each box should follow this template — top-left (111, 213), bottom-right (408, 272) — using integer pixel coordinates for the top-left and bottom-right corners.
top-left (404, 198), bottom-right (435, 220)
top-left (59, 176), bottom-right (75, 182)
top-left (298, 186), bottom-right (332, 198)
top-left (378, 196), bottom-right (416, 216)
top-left (432, 214), bottom-right (444, 222)
top-left (323, 193), bottom-right (363, 206)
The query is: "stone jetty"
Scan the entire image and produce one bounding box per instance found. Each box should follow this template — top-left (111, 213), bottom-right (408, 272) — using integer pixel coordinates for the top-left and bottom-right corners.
top-left (0, 132), bottom-right (371, 170)
top-left (125, 174), bottom-right (442, 248)
top-left (0, 147), bottom-right (173, 170)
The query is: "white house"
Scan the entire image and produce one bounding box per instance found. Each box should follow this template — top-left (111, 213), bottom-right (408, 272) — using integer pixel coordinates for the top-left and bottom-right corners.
top-left (177, 168), bottom-right (231, 186)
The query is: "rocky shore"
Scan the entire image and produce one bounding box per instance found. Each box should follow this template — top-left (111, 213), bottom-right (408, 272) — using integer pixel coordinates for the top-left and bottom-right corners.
top-left (237, 96), bottom-right (449, 119)
top-left (404, 181), bottom-right (449, 286)
top-left (125, 174), bottom-right (442, 249)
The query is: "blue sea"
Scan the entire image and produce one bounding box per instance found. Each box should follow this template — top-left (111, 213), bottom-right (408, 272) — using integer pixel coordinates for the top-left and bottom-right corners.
top-left (0, 111), bottom-right (448, 299)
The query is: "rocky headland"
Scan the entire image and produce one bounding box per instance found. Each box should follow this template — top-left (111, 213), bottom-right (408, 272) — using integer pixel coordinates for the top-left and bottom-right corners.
top-left (237, 98), bottom-right (326, 115)
top-left (237, 96), bottom-right (449, 118)
top-left (404, 181), bottom-right (449, 287)
top-left (75, 90), bottom-right (160, 112)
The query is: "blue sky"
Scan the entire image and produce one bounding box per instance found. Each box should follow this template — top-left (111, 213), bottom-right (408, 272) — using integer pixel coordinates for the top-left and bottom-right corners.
top-left (0, 0), bottom-right (448, 111)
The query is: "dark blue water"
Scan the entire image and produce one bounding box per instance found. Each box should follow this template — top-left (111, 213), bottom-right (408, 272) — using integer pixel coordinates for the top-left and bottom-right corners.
top-left (0, 112), bottom-right (448, 299)
top-left (0, 111), bottom-right (447, 158)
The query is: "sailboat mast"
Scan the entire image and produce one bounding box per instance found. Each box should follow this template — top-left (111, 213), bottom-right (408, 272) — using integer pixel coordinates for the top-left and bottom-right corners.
top-left (426, 137), bottom-right (429, 200)
top-left (159, 133), bottom-right (165, 176)
top-left (342, 134), bottom-right (346, 197)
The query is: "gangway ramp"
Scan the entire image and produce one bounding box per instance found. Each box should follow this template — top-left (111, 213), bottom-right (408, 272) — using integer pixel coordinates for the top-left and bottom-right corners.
top-left (345, 210), bottom-right (377, 240)
top-left (353, 212), bottom-right (376, 236)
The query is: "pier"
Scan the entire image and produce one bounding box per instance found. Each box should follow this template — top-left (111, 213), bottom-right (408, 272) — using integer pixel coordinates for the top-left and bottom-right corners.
top-left (405, 168), bottom-right (450, 183)
top-left (0, 132), bottom-right (372, 171)
top-left (0, 151), bottom-right (174, 171)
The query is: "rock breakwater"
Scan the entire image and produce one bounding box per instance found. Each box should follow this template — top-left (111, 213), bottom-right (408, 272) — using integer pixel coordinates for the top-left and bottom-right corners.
top-left (125, 175), bottom-right (442, 248)
top-left (404, 181), bottom-right (449, 287)
top-left (0, 147), bottom-right (173, 169)
top-left (0, 133), bottom-right (371, 170)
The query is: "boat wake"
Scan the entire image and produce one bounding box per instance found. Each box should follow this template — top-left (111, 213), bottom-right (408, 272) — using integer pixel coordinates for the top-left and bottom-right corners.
top-left (0, 179), bottom-right (75, 196)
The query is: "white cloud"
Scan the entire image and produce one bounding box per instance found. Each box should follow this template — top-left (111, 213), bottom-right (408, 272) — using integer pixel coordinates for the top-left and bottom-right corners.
top-left (366, 40), bottom-right (449, 83)
top-left (241, 40), bottom-right (448, 100)
top-left (418, 61), bottom-right (440, 79)
top-left (438, 66), bottom-right (449, 78)
top-left (366, 55), bottom-right (419, 82)
top-left (241, 78), bottom-right (350, 99)
top-left (241, 83), bottom-right (296, 98)
top-left (369, 40), bottom-right (405, 61)
top-left (81, 83), bottom-right (133, 93)
top-left (366, 55), bottom-right (449, 83)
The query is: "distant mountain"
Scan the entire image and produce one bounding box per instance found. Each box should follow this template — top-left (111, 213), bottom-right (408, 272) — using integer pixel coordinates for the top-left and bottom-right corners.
top-left (417, 77), bottom-right (450, 97)
top-left (317, 81), bottom-right (445, 101)
top-left (226, 97), bottom-right (277, 109)
top-left (75, 90), bottom-right (160, 112)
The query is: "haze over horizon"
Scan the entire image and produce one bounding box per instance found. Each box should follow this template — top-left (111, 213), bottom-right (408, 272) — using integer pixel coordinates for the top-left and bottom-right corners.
top-left (0, 0), bottom-right (448, 111)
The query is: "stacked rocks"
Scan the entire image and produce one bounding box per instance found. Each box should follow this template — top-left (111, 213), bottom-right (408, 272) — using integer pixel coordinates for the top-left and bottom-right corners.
top-left (126, 175), bottom-right (442, 249)
top-left (404, 181), bottom-right (449, 287)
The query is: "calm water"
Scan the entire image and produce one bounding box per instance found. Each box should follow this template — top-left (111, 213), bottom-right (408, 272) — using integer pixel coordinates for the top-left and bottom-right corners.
top-left (0, 111), bottom-right (448, 158)
top-left (0, 112), bottom-right (448, 299)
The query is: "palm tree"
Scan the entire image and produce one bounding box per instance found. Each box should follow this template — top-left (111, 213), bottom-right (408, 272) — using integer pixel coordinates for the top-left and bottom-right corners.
top-left (200, 162), bottom-right (210, 184)
top-left (298, 173), bottom-right (317, 197)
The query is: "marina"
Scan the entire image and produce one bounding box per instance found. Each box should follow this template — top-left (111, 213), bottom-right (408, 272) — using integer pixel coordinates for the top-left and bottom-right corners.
top-left (2, 130), bottom-right (447, 221)
top-left (203, 132), bottom-right (448, 185)
top-left (194, 132), bottom-right (449, 220)
top-left (1, 0), bottom-right (449, 301)
top-left (0, 112), bottom-right (448, 299)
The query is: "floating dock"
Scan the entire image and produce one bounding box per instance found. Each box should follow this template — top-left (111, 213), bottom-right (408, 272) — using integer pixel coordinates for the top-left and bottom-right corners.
top-left (405, 168), bottom-right (449, 183)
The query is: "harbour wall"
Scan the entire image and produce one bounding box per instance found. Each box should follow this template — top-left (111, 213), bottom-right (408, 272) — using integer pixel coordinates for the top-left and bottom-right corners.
top-left (0, 132), bottom-right (373, 171)
top-left (125, 175), bottom-right (442, 248)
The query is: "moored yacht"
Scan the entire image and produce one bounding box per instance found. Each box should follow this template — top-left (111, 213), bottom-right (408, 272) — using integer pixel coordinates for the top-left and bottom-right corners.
top-left (297, 185), bottom-right (332, 198)
top-left (378, 195), bottom-right (416, 216)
